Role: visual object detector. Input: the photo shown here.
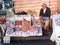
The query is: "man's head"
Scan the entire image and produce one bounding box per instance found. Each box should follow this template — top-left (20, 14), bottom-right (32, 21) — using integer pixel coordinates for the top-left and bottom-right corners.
top-left (41, 3), bottom-right (47, 9)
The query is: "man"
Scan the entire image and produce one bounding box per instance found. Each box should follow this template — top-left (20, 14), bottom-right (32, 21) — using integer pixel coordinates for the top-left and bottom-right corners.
top-left (39, 3), bottom-right (51, 35)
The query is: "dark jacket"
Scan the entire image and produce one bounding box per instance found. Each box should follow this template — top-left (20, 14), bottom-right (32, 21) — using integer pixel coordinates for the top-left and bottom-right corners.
top-left (39, 7), bottom-right (51, 17)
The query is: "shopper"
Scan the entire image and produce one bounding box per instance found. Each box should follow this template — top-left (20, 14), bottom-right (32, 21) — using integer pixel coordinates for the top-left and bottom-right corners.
top-left (39, 3), bottom-right (51, 35)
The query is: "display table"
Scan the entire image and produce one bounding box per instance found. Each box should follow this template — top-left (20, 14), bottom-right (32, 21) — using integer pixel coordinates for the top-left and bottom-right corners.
top-left (1, 16), bottom-right (43, 42)
top-left (2, 15), bottom-right (43, 43)
top-left (10, 30), bottom-right (52, 41)
top-left (5, 15), bottom-right (42, 37)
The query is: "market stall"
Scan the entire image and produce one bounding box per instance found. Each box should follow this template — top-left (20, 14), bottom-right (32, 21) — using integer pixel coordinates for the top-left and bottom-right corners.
top-left (2, 15), bottom-right (42, 38)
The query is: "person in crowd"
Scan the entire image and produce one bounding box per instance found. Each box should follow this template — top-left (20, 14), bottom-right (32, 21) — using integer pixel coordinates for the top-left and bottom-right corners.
top-left (39, 3), bottom-right (51, 35)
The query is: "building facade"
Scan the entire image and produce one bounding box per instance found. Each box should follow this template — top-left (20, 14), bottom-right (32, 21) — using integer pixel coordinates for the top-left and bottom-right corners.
top-left (13, 0), bottom-right (57, 16)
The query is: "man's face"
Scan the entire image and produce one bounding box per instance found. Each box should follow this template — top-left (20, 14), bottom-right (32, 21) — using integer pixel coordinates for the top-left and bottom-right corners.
top-left (42, 6), bottom-right (46, 9)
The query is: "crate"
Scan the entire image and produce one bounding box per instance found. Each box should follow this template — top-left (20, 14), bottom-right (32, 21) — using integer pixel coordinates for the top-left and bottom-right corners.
top-left (3, 36), bottom-right (10, 43)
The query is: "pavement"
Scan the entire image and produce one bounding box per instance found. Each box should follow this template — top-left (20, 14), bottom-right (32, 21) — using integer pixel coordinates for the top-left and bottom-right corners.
top-left (3, 40), bottom-right (55, 45)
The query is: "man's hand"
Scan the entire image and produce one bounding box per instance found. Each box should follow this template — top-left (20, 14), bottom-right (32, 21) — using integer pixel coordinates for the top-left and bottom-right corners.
top-left (39, 16), bottom-right (42, 19)
top-left (39, 16), bottom-right (45, 23)
top-left (41, 20), bottom-right (45, 23)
